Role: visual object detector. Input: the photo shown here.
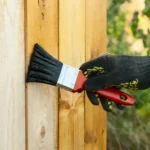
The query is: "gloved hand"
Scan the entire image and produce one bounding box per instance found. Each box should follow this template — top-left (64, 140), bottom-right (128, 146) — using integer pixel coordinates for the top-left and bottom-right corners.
top-left (80, 53), bottom-right (150, 112)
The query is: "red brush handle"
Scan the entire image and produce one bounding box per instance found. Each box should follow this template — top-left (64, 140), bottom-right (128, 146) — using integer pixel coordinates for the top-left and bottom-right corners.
top-left (72, 71), bottom-right (135, 106)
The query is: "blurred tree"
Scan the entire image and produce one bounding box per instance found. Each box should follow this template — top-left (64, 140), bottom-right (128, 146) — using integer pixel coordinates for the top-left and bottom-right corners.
top-left (107, 0), bottom-right (150, 149)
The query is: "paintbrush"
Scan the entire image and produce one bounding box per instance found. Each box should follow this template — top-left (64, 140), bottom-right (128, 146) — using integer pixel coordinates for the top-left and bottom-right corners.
top-left (27, 44), bottom-right (135, 106)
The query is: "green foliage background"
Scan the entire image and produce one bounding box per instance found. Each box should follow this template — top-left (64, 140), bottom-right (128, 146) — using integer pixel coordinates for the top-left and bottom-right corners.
top-left (107, 0), bottom-right (150, 149)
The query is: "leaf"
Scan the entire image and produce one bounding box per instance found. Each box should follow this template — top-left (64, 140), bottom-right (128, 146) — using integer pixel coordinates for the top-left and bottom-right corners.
top-left (142, 2), bottom-right (150, 18)
top-left (130, 11), bottom-right (139, 37)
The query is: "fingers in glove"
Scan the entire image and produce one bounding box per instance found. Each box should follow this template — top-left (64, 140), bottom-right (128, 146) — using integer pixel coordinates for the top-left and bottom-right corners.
top-left (86, 91), bottom-right (99, 105)
top-left (113, 87), bottom-right (125, 110)
top-left (99, 96), bottom-right (125, 111)
top-left (86, 91), bottom-right (125, 111)
top-left (86, 91), bottom-right (113, 112)
top-left (98, 95), bottom-right (113, 112)
top-left (115, 103), bottom-right (125, 110)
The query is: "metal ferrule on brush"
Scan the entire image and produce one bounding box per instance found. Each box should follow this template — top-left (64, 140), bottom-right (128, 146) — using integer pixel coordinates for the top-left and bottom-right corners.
top-left (57, 64), bottom-right (80, 91)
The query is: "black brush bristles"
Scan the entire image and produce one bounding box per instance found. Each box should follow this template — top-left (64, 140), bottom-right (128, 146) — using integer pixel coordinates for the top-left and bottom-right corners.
top-left (27, 44), bottom-right (63, 85)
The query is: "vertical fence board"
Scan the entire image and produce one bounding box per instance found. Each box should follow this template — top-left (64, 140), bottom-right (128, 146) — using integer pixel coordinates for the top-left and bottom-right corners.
top-left (59, 1), bottom-right (85, 150)
top-left (0, 0), bottom-right (25, 150)
top-left (26, 0), bottom-right (58, 150)
top-left (85, 0), bottom-right (107, 150)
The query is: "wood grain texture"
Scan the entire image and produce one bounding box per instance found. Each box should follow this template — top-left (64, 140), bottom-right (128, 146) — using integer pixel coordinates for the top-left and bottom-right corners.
top-left (0, 0), bottom-right (25, 150)
top-left (85, 0), bottom-right (107, 150)
top-left (59, 0), bottom-right (85, 150)
top-left (26, 0), bottom-right (58, 149)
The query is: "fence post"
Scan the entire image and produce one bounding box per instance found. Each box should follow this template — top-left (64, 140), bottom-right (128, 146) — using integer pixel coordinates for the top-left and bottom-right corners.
top-left (85, 0), bottom-right (107, 150)
top-left (59, 1), bottom-right (85, 150)
top-left (0, 1), bottom-right (25, 150)
top-left (26, 0), bottom-right (58, 149)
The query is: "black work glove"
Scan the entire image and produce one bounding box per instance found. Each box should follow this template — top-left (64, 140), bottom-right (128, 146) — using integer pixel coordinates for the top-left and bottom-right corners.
top-left (80, 53), bottom-right (150, 112)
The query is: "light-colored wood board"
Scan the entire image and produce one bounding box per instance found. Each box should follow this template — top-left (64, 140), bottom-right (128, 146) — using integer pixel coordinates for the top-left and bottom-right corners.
top-left (26, 0), bottom-right (58, 149)
top-left (85, 0), bottom-right (107, 150)
top-left (0, 0), bottom-right (25, 150)
top-left (59, 0), bottom-right (85, 150)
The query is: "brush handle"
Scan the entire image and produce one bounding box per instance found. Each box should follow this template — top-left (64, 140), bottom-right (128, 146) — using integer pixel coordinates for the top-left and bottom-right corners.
top-left (95, 88), bottom-right (135, 105)
top-left (73, 71), bottom-right (135, 106)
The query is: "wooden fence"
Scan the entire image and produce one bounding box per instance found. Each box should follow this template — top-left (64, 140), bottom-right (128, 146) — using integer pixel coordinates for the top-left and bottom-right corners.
top-left (0, 0), bottom-right (106, 150)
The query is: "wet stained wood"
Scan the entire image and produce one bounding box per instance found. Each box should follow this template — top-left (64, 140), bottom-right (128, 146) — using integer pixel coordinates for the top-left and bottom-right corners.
top-left (59, 0), bottom-right (85, 150)
top-left (85, 0), bottom-right (107, 150)
top-left (26, 0), bottom-right (58, 149)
